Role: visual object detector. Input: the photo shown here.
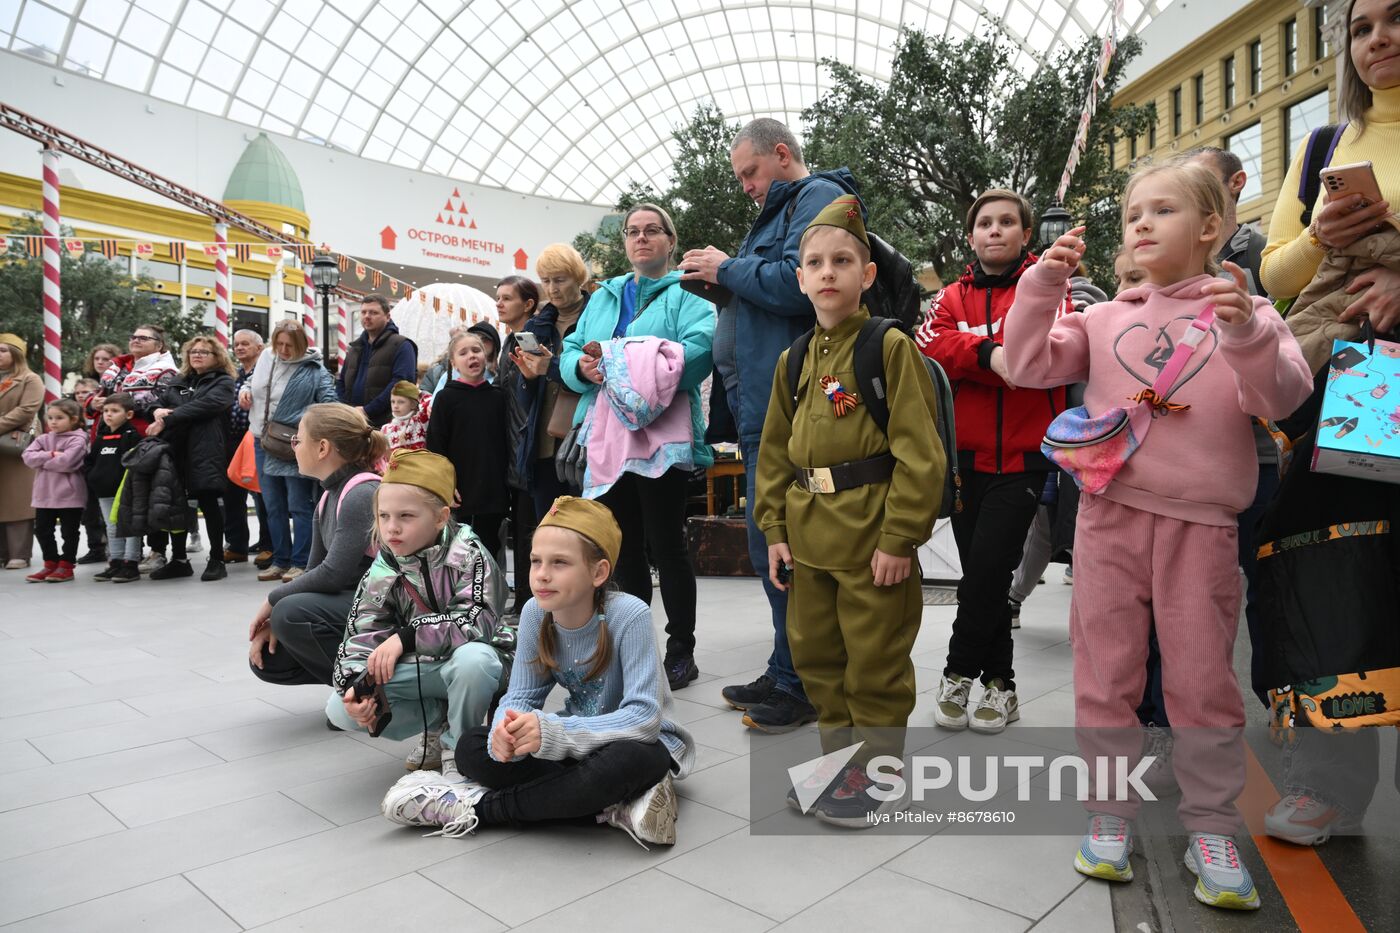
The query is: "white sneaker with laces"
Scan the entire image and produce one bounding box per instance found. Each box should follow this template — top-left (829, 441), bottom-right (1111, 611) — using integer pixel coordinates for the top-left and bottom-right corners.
top-left (1264, 793), bottom-right (1357, 846)
top-left (404, 730), bottom-right (443, 771)
top-left (138, 551), bottom-right (166, 573)
top-left (381, 772), bottom-right (487, 838)
top-left (1184, 832), bottom-right (1260, 910)
top-left (934, 674), bottom-right (975, 730)
top-left (187, 528), bottom-right (203, 553)
top-left (1074, 813), bottom-right (1134, 881)
top-left (601, 773), bottom-right (677, 848)
top-left (440, 752), bottom-right (466, 784)
top-left (969, 679), bottom-right (1019, 734)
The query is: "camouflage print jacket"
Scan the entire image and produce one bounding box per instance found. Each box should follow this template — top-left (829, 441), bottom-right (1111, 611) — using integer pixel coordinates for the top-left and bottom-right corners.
top-left (332, 520), bottom-right (513, 693)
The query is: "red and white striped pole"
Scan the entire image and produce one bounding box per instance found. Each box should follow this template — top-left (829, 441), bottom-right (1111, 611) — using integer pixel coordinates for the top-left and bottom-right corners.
top-left (335, 299), bottom-right (349, 360)
top-left (302, 281), bottom-right (317, 348)
top-left (40, 149), bottom-right (62, 402)
top-left (213, 222), bottom-right (230, 346)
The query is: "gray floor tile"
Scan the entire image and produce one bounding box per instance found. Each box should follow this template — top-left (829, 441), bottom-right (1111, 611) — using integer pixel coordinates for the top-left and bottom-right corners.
top-left (771, 867), bottom-right (1030, 931)
top-left (192, 709), bottom-right (344, 760)
top-left (0, 738), bottom-right (223, 813)
top-left (0, 699), bottom-right (146, 744)
top-left (242, 873), bottom-right (504, 932)
top-left (510, 868), bottom-right (773, 933)
top-left (885, 832), bottom-right (1083, 920)
top-left (282, 761), bottom-right (416, 826)
top-left (0, 795), bottom-right (125, 861)
top-left (1027, 878), bottom-right (1113, 933)
top-left (0, 876), bottom-right (239, 933)
top-left (31, 696), bottom-right (293, 762)
top-left (0, 740), bottom-right (48, 773)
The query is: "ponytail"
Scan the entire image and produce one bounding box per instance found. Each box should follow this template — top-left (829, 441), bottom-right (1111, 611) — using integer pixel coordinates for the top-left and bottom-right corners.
top-left (300, 403), bottom-right (388, 470)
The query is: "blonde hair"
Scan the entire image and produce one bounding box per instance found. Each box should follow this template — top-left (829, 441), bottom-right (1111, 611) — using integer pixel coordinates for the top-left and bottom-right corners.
top-left (0, 340), bottom-right (28, 373)
top-left (535, 243), bottom-right (588, 285)
top-left (531, 526), bottom-right (614, 682)
top-left (1121, 159), bottom-right (1227, 276)
top-left (179, 335), bottom-right (235, 376)
top-left (299, 402), bottom-right (388, 470)
top-left (446, 329), bottom-right (485, 361)
top-left (270, 319), bottom-right (310, 358)
top-left (370, 483), bottom-right (449, 553)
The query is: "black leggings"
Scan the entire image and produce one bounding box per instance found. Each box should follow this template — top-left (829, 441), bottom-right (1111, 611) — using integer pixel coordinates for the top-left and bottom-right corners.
top-left (453, 510), bottom-right (506, 562)
top-left (456, 725), bottom-right (673, 827)
top-left (597, 468), bottom-right (697, 660)
top-left (35, 507), bottom-right (83, 563)
top-left (172, 493), bottom-right (225, 561)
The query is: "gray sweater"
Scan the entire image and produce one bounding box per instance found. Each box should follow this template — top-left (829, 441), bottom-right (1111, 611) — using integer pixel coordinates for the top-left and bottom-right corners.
top-left (267, 465), bottom-right (379, 605)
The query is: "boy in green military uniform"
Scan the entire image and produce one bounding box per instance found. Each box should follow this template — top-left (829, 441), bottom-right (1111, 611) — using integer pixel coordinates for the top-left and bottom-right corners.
top-left (755, 195), bottom-right (946, 827)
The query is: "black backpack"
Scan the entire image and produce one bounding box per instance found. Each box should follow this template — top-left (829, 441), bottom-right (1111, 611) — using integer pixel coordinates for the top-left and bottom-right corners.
top-left (786, 317), bottom-right (962, 518)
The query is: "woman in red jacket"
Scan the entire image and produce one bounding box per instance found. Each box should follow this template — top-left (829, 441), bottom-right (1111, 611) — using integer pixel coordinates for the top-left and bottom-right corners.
top-left (916, 189), bottom-right (1070, 735)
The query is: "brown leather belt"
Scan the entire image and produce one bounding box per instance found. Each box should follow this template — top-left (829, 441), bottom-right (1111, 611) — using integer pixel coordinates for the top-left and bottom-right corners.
top-left (794, 452), bottom-right (896, 494)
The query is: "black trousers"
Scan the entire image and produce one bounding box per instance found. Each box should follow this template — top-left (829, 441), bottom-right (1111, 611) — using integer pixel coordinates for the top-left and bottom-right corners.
top-left (509, 487), bottom-right (537, 615)
top-left (597, 468), bottom-right (697, 660)
top-left (35, 507), bottom-right (83, 563)
top-left (454, 509), bottom-right (506, 563)
top-left (223, 480), bottom-right (270, 554)
top-left (945, 467), bottom-right (1047, 689)
top-left (249, 590), bottom-right (354, 686)
top-left (82, 489), bottom-right (106, 552)
top-left (456, 725), bottom-right (673, 827)
top-left (171, 493), bottom-right (225, 561)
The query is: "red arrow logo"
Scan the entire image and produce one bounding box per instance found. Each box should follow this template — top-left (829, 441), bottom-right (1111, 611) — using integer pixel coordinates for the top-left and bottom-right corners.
top-left (513, 248), bottom-right (528, 270)
top-left (380, 226), bottom-right (397, 250)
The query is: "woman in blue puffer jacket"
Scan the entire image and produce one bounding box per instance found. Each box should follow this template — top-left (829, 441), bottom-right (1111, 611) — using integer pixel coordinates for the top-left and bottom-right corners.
top-left (239, 320), bottom-right (337, 580)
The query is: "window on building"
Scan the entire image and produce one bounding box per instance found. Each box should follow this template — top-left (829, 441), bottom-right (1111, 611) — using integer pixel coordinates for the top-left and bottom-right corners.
top-left (134, 258), bottom-right (179, 282)
top-left (1284, 90), bottom-right (1331, 163)
top-left (1250, 40), bottom-right (1263, 94)
top-left (1314, 5), bottom-right (1330, 60)
top-left (1130, 134), bottom-right (1138, 161)
top-left (1283, 18), bottom-right (1298, 76)
top-left (1172, 85), bottom-right (1183, 136)
top-left (232, 274), bottom-right (268, 296)
top-left (1226, 122), bottom-right (1264, 203)
top-left (1194, 73), bottom-right (1204, 124)
top-left (1222, 56), bottom-right (1236, 109)
top-left (1149, 119), bottom-right (1157, 149)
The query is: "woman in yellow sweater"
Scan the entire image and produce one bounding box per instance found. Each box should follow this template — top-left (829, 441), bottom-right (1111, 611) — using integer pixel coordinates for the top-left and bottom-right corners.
top-left (1255, 0), bottom-right (1400, 851)
top-left (1261, 0), bottom-right (1400, 336)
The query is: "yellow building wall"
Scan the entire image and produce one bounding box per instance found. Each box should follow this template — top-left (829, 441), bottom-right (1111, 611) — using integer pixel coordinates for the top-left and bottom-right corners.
top-left (1116, 0), bottom-right (1339, 232)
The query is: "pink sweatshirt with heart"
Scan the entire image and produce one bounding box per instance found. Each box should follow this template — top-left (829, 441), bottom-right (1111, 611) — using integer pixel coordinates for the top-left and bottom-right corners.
top-left (1005, 267), bottom-right (1312, 526)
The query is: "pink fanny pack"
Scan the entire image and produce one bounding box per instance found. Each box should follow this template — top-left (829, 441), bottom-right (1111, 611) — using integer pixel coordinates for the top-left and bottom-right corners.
top-left (1042, 305), bottom-right (1215, 494)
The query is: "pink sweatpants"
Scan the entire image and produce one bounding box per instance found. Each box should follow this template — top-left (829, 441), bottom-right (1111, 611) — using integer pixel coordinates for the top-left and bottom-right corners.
top-left (1072, 494), bottom-right (1246, 834)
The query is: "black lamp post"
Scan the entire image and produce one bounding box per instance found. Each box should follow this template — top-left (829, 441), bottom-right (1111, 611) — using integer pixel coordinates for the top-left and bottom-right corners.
top-left (309, 252), bottom-right (339, 352)
top-left (1037, 203), bottom-right (1073, 252)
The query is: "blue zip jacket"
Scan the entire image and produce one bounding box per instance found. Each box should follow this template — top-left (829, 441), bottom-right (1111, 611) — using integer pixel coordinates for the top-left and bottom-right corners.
top-left (559, 270), bottom-right (716, 469)
top-left (712, 167), bottom-right (863, 444)
top-left (261, 350), bottom-right (337, 478)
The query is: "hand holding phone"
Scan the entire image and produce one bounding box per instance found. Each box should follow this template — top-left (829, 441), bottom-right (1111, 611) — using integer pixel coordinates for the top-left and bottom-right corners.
top-left (582, 341), bottom-right (603, 359)
top-left (514, 332), bottom-right (544, 355)
top-left (1321, 162), bottom-right (1384, 207)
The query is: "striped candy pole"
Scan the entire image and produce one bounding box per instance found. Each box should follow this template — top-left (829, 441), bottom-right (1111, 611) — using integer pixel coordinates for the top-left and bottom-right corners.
top-left (213, 223), bottom-right (230, 346)
top-left (40, 149), bottom-right (62, 401)
top-left (335, 299), bottom-right (349, 361)
top-left (302, 281), bottom-right (317, 348)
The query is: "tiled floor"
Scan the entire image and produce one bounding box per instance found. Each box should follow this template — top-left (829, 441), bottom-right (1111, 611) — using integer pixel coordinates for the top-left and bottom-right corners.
top-left (0, 554), bottom-right (1110, 932)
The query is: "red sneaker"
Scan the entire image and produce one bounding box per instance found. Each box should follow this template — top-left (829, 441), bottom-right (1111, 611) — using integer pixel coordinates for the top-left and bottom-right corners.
top-left (26, 561), bottom-right (57, 583)
top-left (45, 560), bottom-right (76, 583)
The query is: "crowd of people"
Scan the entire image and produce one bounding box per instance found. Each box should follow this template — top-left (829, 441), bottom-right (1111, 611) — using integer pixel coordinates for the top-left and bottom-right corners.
top-left (1, 0), bottom-right (1396, 908)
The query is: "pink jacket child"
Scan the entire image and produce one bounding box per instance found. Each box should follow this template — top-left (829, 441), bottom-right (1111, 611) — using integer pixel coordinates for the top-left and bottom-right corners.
top-left (22, 429), bottom-right (90, 509)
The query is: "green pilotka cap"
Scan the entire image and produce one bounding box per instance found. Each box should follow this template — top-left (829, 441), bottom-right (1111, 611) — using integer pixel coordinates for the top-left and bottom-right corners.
top-left (803, 195), bottom-right (869, 251)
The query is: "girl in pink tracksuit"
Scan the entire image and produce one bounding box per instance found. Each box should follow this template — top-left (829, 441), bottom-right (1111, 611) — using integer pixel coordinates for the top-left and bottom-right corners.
top-left (22, 399), bottom-right (90, 582)
top-left (1004, 160), bottom-right (1312, 912)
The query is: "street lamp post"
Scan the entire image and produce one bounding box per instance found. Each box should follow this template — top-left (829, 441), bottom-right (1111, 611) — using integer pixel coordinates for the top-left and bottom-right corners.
top-left (1037, 203), bottom-right (1073, 252)
top-left (309, 253), bottom-right (340, 359)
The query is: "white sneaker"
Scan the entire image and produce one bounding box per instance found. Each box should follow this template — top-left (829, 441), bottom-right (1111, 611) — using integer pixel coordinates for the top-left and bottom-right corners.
top-left (405, 730), bottom-right (443, 771)
top-left (381, 771), bottom-right (487, 838)
top-left (1140, 724), bottom-right (1178, 797)
top-left (1264, 793), bottom-right (1357, 846)
top-left (969, 679), bottom-right (1019, 734)
top-left (934, 674), bottom-right (975, 730)
top-left (600, 773), bottom-right (677, 848)
top-left (1074, 813), bottom-right (1134, 881)
top-left (440, 752), bottom-right (466, 785)
top-left (138, 551), bottom-right (166, 573)
top-left (1184, 833), bottom-right (1260, 910)
top-left (187, 528), bottom-right (203, 553)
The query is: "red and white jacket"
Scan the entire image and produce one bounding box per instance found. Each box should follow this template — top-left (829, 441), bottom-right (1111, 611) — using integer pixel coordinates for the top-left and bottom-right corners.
top-left (915, 251), bottom-right (1071, 474)
top-left (383, 392), bottom-right (431, 452)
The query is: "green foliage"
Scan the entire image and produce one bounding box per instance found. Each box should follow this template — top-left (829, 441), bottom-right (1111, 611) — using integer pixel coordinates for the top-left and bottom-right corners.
top-left (0, 215), bottom-right (206, 375)
top-left (802, 24), bottom-right (1155, 288)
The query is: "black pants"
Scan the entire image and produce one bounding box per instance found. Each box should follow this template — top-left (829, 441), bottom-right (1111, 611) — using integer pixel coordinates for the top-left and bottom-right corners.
top-left (35, 507), bottom-right (83, 563)
top-left (82, 489), bottom-right (106, 552)
top-left (454, 510), bottom-right (506, 562)
top-left (509, 487), bottom-right (537, 615)
top-left (172, 493), bottom-right (224, 561)
top-left (249, 590), bottom-right (354, 686)
top-left (530, 458), bottom-right (576, 521)
top-left (946, 467), bottom-right (1047, 689)
top-left (456, 725), bottom-right (673, 827)
top-left (223, 481), bottom-right (270, 555)
top-left (597, 468), bottom-right (697, 660)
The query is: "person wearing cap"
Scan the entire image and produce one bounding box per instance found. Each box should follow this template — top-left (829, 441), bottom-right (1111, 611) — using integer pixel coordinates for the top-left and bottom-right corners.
top-left (383, 379), bottom-right (430, 452)
top-left (754, 196), bottom-right (945, 827)
top-left (379, 495), bottom-right (695, 846)
top-left (0, 333), bottom-right (46, 569)
top-left (328, 448), bottom-right (512, 778)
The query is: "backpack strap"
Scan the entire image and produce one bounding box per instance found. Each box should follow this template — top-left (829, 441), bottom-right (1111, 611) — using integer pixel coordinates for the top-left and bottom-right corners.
top-left (1299, 123), bottom-right (1347, 226)
top-left (786, 329), bottom-right (817, 410)
top-left (852, 318), bottom-right (899, 435)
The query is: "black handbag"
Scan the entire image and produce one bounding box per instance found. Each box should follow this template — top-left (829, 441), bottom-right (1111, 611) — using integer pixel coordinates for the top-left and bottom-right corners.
top-left (554, 422), bottom-right (586, 488)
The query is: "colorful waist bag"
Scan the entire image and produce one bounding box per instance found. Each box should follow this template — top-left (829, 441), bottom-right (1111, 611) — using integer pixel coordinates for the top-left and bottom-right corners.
top-left (1043, 305), bottom-right (1215, 494)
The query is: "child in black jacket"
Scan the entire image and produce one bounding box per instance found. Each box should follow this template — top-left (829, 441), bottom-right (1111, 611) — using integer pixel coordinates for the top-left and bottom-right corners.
top-left (86, 393), bottom-right (143, 582)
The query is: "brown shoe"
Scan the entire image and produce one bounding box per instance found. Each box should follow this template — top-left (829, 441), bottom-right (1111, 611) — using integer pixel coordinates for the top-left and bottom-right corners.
top-left (257, 565), bottom-right (288, 582)
top-left (254, 550), bottom-right (275, 569)
top-left (223, 550), bottom-right (249, 563)
top-left (281, 567), bottom-right (305, 582)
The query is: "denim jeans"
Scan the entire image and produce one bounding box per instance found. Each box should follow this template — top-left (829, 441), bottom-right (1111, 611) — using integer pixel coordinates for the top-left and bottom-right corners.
top-left (741, 437), bottom-right (805, 700)
top-left (98, 497), bottom-right (143, 561)
top-left (255, 442), bottom-right (316, 569)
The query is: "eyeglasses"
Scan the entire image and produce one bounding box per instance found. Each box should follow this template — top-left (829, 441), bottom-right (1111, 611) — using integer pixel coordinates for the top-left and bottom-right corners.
top-left (129, 334), bottom-right (157, 342)
top-left (186, 349), bottom-right (213, 357)
top-left (623, 225), bottom-right (669, 240)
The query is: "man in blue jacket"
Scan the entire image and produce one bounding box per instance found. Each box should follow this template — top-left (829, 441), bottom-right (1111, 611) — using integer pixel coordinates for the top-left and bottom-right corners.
top-left (681, 118), bottom-right (863, 732)
top-left (336, 296), bottom-right (417, 428)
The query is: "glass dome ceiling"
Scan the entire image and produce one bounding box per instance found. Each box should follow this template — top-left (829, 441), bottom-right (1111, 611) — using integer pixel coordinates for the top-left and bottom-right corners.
top-left (2, 0), bottom-right (1164, 205)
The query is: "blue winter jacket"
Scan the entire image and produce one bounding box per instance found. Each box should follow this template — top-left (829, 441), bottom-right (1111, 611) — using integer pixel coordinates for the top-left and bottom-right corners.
top-left (260, 350), bottom-right (338, 478)
top-left (559, 271), bottom-right (716, 469)
top-left (712, 168), bottom-right (863, 444)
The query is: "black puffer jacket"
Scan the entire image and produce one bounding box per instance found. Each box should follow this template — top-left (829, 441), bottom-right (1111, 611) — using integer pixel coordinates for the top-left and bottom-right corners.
top-left (159, 369), bottom-right (236, 494)
top-left (117, 437), bottom-right (187, 536)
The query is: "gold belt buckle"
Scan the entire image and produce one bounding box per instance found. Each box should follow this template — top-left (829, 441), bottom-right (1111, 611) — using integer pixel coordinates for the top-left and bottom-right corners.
top-left (805, 466), bottom-right (835, 494)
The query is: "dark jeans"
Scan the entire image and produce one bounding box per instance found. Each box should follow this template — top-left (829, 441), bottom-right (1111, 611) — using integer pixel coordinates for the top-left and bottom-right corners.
top-left (171, 493), bottom-right (224, 561)
top-left (249, 589), bottom-right (354, 686)
top-left (509, 487), bottom-right (536, 615)
top-left (946, 467), bottom-right (1047, 689)
top-left (454, 510), bottom-right (506, 562)
top-left (597, 468), bottom-right (697, 660)
top-left (530, 458), bottom-right (575, 521)
top-left (258, 442), bottom-right (316, 569)
top-left (456, 725), bottom-right (673, 827)
top-left (35, 507), bottom-right (83, 562)
top-left (741, 437), bottom-right (805, 700)
top-left (224, 480), bottom-right (270, 555)
top-left (82, 489), bottom-right (106, 552)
